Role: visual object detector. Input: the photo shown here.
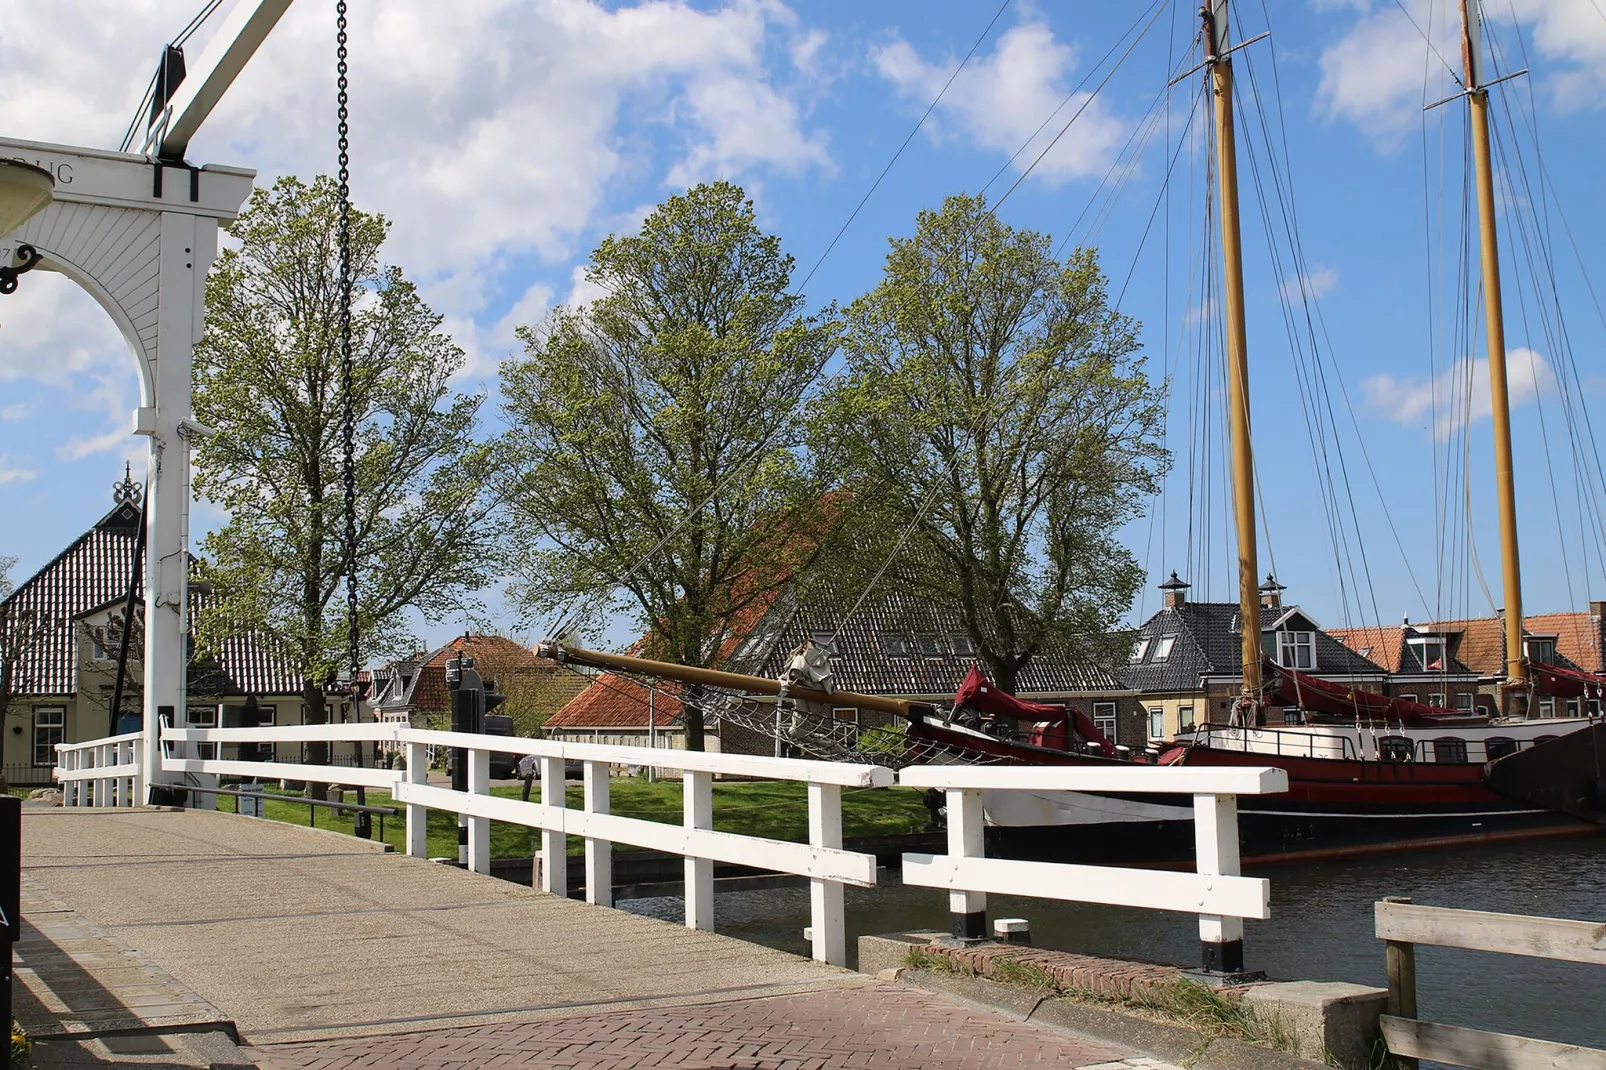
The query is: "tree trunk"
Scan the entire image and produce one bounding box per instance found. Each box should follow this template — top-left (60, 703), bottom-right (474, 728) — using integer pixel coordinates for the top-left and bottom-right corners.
top-left (303, 678), bottom-right (329, 801)
top-left (683, 681), bottom-right (706, 752)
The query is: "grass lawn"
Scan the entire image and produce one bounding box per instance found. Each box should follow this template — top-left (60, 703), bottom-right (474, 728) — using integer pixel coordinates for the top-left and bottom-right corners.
top-left (216, 777), bottom-right (932, 860)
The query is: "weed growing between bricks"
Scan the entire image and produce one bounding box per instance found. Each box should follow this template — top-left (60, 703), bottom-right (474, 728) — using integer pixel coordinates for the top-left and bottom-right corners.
top-left (902, 943), bottom-right (1297, 1056)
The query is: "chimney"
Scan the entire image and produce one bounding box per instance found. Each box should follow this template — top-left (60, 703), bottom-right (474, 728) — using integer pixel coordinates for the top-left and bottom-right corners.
top-left (1259, 573), bottom-right (1286, 612)
top-left (1159, 571), bottom-right (1190, 609)
top-left (1591, 600), bottom-right (1605, 621)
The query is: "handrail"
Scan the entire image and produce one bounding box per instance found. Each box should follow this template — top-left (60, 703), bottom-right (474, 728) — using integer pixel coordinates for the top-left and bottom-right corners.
top-left (897, 762), bottom-right (1286, 976)
top-left (1376, 895), bottom-right (1606, 1069)
top-left (54, 735), bottom-right (143, 808)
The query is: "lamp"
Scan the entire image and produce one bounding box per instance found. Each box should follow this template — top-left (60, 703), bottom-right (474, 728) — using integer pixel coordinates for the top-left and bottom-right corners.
top-left (0, 159), bottom-right (55, 295)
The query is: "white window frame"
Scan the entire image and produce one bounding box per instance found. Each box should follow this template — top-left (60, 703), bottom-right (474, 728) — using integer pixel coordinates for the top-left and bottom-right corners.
top-left (1566, 698), bottom-right (1581, 717)
top-left (1429, 693), bottom-right (1446, 708)
top-left (1538, 697), bottom-right (1556, 718)
top-left (1091, 701), bottom-right (1117, 739)
top-left (1525, 638), bottom-right (1557, 665)
top-left (916, 634), bottom-right (945, 658)
top-left (1399, 693), bottom-right (1418, 703)
top-left (832, 707), bottom-right (862, 746)
top-left (32, 706), bottom-right (65, 767)
top-left (1178, 704), bottom-right (1195, 730)
top-left (1408, 637), bottom-right (1446, 671)
top-left (884, 633), bottom-right (913, 657)
top-left (1147, 706), bottom-right (1166, 741)
top-left (1151, 635), bottom-right (1177, 663)
top-left (1278, 631), bottom-right (1315, 670)
top-left (1131, 637), bottom-right (1151, 663)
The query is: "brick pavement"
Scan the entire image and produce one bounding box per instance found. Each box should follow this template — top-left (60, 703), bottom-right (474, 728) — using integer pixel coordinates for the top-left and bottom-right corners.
top-left (258, 982), bottom-right (1160, 1070)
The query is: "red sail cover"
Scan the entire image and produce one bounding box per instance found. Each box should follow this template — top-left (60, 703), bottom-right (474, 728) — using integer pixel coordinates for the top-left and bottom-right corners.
top-left (1533, 661), bottom-right (1606, 700)
top-left (952, 665), bottom-right (1117, 756)
top-left (1270, 662), bottom-right (1461, 725)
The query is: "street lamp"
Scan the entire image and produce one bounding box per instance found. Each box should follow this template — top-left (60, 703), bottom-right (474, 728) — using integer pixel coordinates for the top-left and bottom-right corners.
top-left (0, 159), bottom-right (55, 294)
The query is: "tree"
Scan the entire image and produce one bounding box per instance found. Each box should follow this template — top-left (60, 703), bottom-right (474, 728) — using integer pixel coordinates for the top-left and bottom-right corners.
top-left (193, 176), bottom-right (499, 788)
top-left (816, 193), bottom-right (1168, 694)
top-left (500, 181), bottom-right (840, 749)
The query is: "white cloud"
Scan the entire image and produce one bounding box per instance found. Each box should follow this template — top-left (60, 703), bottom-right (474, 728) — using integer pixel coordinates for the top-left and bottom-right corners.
top-left (565, 264), bottom-right (612, 310)
top-left (874, 20), bottom-right (1127, 183)
top-left (1361, 347), bottom-right (1556, 438)
top-left (0, 456), bottom-right (36, 484)
top-left (1280, 264), bottom-right (1338, 302)
top-left (0, 403), bottom-right (30, 422)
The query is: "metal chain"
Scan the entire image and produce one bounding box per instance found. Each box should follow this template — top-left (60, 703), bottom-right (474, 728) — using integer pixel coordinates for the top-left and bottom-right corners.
top-left (337, 0), bottom-right (360, 693)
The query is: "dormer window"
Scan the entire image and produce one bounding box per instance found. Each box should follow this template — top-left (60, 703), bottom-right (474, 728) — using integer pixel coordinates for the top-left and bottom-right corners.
top-left (1408, 637), bottom-right (1446, 671)
top-left (1131, 637), bottom-right (1151, 663)
top-left (1151, 635), bottom-right (1177, 663)
top-left (1277, 631), bottom-right (1315, 670)
top-left (884, 633), bottom-right (913, 657)
top-left (1525, 638), bottom-right (1557, 665)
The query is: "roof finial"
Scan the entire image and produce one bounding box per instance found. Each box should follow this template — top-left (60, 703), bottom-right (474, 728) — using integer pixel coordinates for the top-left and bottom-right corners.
top-left (112, 462), bottom-right (142, 505)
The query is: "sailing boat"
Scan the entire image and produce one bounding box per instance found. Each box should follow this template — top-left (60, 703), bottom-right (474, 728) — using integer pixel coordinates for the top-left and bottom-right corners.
top-left (538, 1), bottom-right (1606, 864)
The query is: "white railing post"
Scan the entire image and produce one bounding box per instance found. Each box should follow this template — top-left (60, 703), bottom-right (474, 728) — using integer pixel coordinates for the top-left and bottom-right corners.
top-left (1193, 791), bottom-right (1245, 974)
top-left (684, 770), bottom-right (714, 931)
top-left (467, 745), bottom-right (490, 874)
top-left (539, 756), bottom-right (567, 896)
top-left (583, 760), bottom-right (612, 908)
top-left (97, 744), bottom-right (111, 807)
top-left (131, 737), bottom-right (145, 806)
top-left (948, 787), bottom-right (987, 940)
top-left (405, 740), bottom-right (429, 859)
top-left (807, 782), bottom-right (846, 965)
top-left (74, 748), bottom-right (88, 808)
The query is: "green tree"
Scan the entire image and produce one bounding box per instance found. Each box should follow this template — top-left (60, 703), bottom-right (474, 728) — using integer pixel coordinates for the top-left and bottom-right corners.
top-left (817, 193), bottom-right (1168, 694)
top-left (500, 181), bottom-right (839, 749)
top-left (193, 176), bottom-right (498, 785)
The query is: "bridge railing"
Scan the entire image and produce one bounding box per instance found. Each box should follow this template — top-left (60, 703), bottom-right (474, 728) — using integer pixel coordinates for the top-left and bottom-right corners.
top-left (54, 731), bottom-right (144, 808)
top-left (157, 722), bottom-right (890, 966)
top-left (895, 763), bottom-right (1287, 975)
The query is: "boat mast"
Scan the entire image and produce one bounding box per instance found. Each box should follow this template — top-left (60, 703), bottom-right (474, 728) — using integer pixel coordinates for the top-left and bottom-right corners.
top-left (1458, 0), bottom-right (1528, 708)
top-left (1202, 0), bottom-right (1263, 714)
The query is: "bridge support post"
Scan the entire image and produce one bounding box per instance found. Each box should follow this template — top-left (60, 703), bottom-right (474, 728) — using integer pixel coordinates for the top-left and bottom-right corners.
top-left (947, 788), bottom-right (987, 941)
top-left (467, 746), bottom-right (490, 874)
top-left (404, 740), bottom-right (428, 858)
top-left (539, 756), bottom-right (567, 896)
top-left (1194, 792), bottom-right (1245, 973)
top-left (807, 782), bottom-right (845, 965)
top-left (583, 761), bottom-right (612, 907)
top-left (684, 771), bottom-right (714, 931)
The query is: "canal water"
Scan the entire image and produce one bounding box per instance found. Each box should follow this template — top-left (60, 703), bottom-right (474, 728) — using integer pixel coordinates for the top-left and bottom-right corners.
top-left (621, 835), bottom-right (1606, 1054)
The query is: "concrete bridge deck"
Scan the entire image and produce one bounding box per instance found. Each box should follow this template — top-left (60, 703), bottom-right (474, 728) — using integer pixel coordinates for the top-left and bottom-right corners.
top-left (17, 806), bottom-right (1165, 1069)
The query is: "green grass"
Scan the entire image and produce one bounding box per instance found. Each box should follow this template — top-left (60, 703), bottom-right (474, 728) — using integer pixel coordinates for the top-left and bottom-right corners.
top-left (220, 776), bottom-right (930, 860)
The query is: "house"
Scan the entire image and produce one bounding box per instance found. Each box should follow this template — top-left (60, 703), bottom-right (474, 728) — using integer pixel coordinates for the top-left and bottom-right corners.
top-left (1121, 573), bottom-right (1389, 742)
top-left (0, 477), bottom-right (351, 786)
top-left (368, 634), bottom-right (586, 737)
top-left (545, 578), bottom-right (1143, 754)
top-left (1326, 622), bottom-right (1483, 712)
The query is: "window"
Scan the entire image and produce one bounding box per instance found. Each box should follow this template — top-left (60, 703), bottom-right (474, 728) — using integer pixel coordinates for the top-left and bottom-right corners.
top-left (1277, 631), bottom-right (1315, 670)
top-left (1282, 708), bottom-right (1306, 726)
top-left (1409, 637), bottom-right (1446, 670)
top-left (1380, 736), bottom-right (1413, 762)
top-left (810, 631), bottom-right (838, 652)
top-left (1399, 693), bottom-right (1418, 704)
top-left (1151, 635), bottom-right (1177, 663)
top-left (916, 634), bottom-right (945, 658)
top-left (884, 633), bottom-right (913, 657)
top-left (1566, 698), bottom-right (1581, 718)
top-left (254, 703), bottom-right (277, 727)
top-left (1429, 693), bottom-right (1446, 708)
top-left (1538, 698), bottom-right (1556, 718)
top-left (189, 706), bottom-right (218, 760)
top-left (950, 634), bottom-right (976, 657)
top-left (1589, 699), bottom-right (1602, 717)
top-left (1178, 705), bottom-right (1195, 731)
top-left (1433, 737), bottom-right (1469, 764)
top-left (1148, 707), bottom-right (1166, 740)
top-left (1485, 737), bottom-right (1517, 760)
top-left (1457, 693), bottom-right (1475, 711)
top-left (1092, 702), bottom-right (1117, 740)
top-left (1130, 637), bottom-right (1151, 663)
top-left (32, 707), bottom-right (64, 766)
top-left (832, 707), bottom-right (861, 745)
top-left (1526, 638), bottom-right (1557, 665)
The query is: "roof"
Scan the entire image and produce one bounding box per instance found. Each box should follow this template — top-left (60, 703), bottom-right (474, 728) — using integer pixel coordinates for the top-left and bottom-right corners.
top-left (545, 673), bottom-right (681, 729)
top-left (1412, 612), bottom-right (1597, 675)
top-left (1121, 600), bottom-right (1387, 693)
top-left (1, 499), bottom-right (305, 697)
top-left (1327, 624), bottom-right (1478, 676)
top-left (372, 635), bottom-right (573, 715)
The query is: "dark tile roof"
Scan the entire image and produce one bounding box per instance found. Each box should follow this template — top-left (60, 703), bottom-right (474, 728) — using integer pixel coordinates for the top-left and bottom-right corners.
top-left (1, 500), bottom-right (305, 698)
top-left (1121, 600), bottom-right (1387, 693)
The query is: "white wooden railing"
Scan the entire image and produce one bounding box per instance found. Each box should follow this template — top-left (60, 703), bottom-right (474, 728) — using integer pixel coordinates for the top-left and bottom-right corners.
top-left (54, 732), bottom-right (144, 808)
top-left (897, 763), bottom-right (1288, 974)
top-left (155, 721), bottom-right (889, 966)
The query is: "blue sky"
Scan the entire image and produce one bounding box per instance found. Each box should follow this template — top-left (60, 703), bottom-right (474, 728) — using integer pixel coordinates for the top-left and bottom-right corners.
top-left (3, 0), bottom-right (1605, 656)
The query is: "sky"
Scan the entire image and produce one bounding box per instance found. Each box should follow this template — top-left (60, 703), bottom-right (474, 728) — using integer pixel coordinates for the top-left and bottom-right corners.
top-left (2, 0), bottom-right (1605, 658)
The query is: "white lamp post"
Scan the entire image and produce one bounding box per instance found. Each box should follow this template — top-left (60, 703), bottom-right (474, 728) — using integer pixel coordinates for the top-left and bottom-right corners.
top-left (0, 159), bottom-right (54, 293)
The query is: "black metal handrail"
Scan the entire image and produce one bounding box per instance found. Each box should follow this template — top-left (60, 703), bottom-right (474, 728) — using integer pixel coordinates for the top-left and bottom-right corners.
top-left (169, 783), bottom-right (400, 840)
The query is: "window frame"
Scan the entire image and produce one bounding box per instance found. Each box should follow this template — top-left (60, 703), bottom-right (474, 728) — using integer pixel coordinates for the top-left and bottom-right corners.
top-left (1525, 638), bottom-right (1557, 665)
top-left (883, 633), bottom-right (913, 658)
top-left (1091, 701), bottom-right (1117, 740)
top-left (1151, 635), bottom-right (1177, 663)
top-left (1432, 737), bottom-right (1469, 764)
top-left (1408, 637), bottom-right (1446, 671)
top-left (1178, 705), bottom-right (1195, 731)
top-left (949, 634), bottom-right (976, 657)
top-left (916, 634), bottom-right (946, 658)
top-left (1147, 706), bottom-right (1166, 741)
top-left (1456, 693), bottom-right (1475, 711)
top-left (1277, 630), bottom-right (1316, 670)
top-left (32, 706), bottom-right (65, 767)
top-left (1429, 692), bottom-right (1446, 709)
top-left (1130, 637), bottom-right (1151, 663)
top-left (1537, 697), bottom-right (1556, 718)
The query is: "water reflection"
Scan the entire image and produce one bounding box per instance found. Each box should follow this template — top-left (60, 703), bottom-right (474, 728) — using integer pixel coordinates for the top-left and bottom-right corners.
top-left (622, 835), bottom-right (1606, 1052)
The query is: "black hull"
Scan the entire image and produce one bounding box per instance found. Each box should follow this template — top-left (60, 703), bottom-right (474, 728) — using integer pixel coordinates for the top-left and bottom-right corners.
top-left (985, 805), bottom-right (1598, 868)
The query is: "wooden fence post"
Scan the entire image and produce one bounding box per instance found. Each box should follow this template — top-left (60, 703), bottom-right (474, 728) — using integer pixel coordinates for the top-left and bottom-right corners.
top-left (467, 746), bottom-right (490, 874)
top-left (947, 787), bottom-right (987, 940)
top-left (1383, 895), bottom-right (1418, 1070)
top-left (1194, 792), bottom-right (1245, 973)
top-left (583, 760), bottom-right (612, 908)
top-left (808, 782), bottom-right (845, 965)
top-left (539, 756), bottom-right (567, 896)
top-left (404, 740), bottom-right (429, 859)
top-left (684, 770), bottom-right (714, 931)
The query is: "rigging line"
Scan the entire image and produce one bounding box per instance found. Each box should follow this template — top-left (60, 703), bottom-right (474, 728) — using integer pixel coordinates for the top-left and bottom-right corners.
top-left (174, 0), bottom-right (227, 48)
top-left (981, 0), bottom-right (1171, 200)
top-left (1392, 0), bottom-right (1464, 87)
top-left (1112, 81), bottom-right (1202, 307)
top-left (796, 0), bottom-right (1013, 293)
top-left (993, 0), bottom-right (1170, 212)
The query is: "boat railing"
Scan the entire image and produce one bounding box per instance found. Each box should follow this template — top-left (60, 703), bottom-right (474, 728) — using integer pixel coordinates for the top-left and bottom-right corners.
top-left (1375, 895), bottom-right (1606, 1068)
top-left (896, 763), bottom-right (1287, 975)
top-left (1194, 724), bottom-right (1358, 760)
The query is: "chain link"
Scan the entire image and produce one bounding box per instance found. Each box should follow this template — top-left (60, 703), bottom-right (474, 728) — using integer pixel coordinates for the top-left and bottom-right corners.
top-left (336, 0), bottom-right (360, 692)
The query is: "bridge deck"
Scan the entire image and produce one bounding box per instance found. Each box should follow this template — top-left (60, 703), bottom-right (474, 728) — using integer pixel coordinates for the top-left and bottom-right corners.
top-left (18, 806), bottom-right (1152, 1069)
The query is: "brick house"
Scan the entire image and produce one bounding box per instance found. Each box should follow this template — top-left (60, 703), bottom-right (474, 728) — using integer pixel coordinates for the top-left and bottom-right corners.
top-left (1121, 573), bottom-right (1389, 743)
top-left (0, 485), bottom-right (350, 786)
top-left (368, 634), bottom-right (587, 736)
top-left (1326, 622), bottom-right (1483, 713)
top-left (546, 580), bottom-right (1143, 754)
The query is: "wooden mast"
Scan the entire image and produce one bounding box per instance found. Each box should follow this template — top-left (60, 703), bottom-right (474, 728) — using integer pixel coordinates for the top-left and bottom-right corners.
top-left (1203, 0), bottom-right (1263, 712)
top-left (1458, 0), bottom-right (1528, 707)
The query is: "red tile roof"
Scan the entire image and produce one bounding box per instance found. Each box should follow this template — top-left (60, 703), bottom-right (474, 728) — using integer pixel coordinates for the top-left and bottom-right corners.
top-left (544, 673), bottom-right (682, 729)
top-left (399, 634), bottom-right (569, 714)
top-left (1416, 612), bottom-right (1603, 674)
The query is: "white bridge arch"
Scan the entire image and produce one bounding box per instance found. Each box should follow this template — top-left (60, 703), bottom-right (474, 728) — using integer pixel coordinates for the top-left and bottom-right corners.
top-left (2, 136), bottom-right (254, 791)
